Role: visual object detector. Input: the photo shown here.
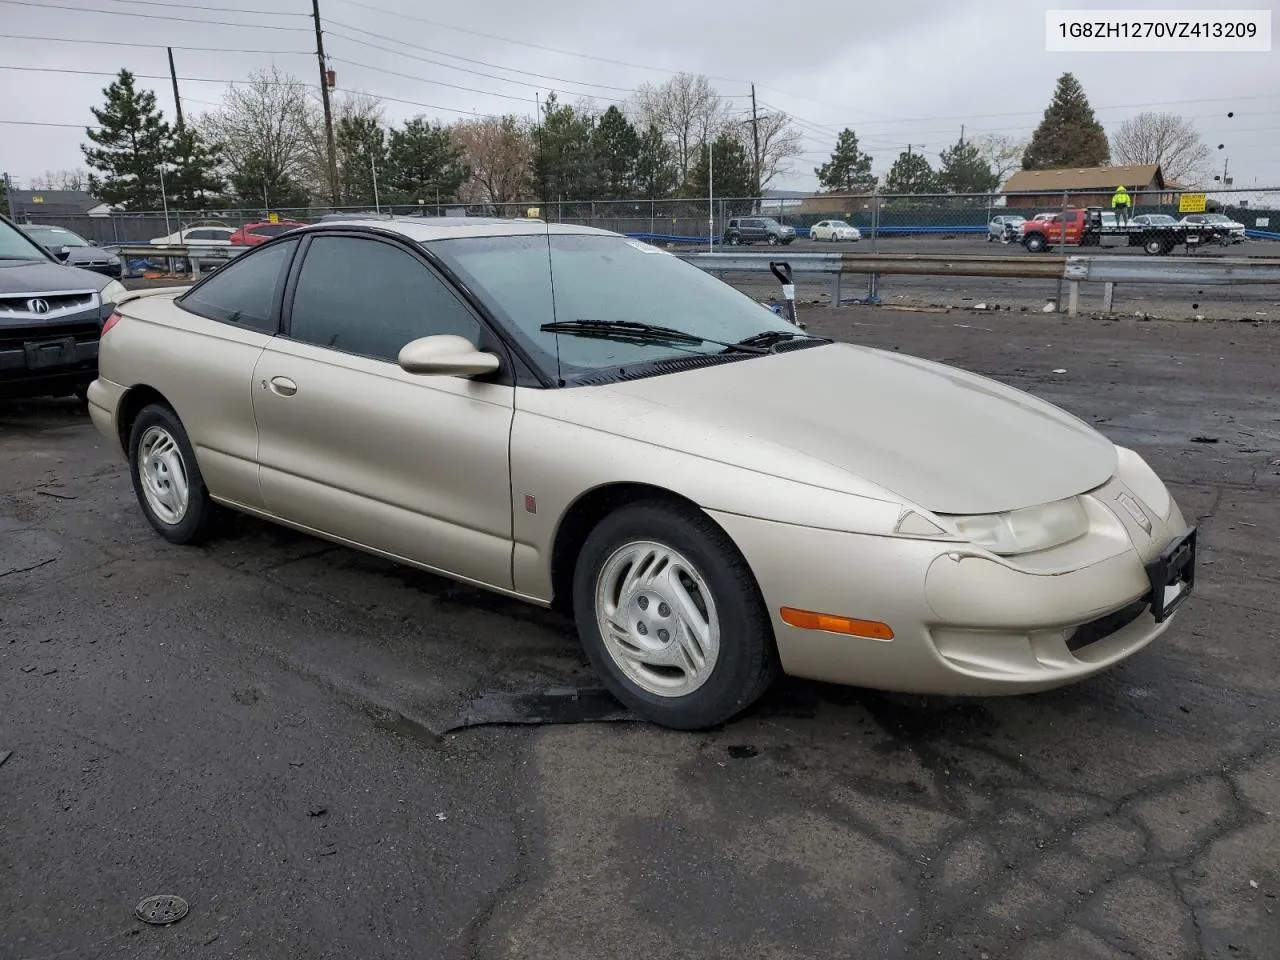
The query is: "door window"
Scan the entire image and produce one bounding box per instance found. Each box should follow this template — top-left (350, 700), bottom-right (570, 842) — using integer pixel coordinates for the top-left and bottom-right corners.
top-left (177, 238), bottom-right (298, 332)
top-left (288, 235), bottom-right (481, 362)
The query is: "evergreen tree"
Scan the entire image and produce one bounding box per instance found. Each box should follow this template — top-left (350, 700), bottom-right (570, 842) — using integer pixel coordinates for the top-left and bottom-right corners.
top-left (167, 126), bottom-right (225, 209)
top-left (81, 70), bottom-right (175, 210)
top-left (815, 128), bottom-right (875, 191)
top-left (884, 149), bottom-right (938, 195)
top-left (532, 94), bottom-right (600, 202)
top-left (1022, 73), bottom-right (1110, 169)
top-left (335, 115), bottom-right (386, 205)
top-left (384, 118), bottom-right (469, 204)
top-left (936, 137), bottom-right (999, 194)
top-left (686, 133), bottom-right (753, 208)
top-left (593, 106), bottom-right (641, 200)
top-left (633, 124), bottom-right (677, 200)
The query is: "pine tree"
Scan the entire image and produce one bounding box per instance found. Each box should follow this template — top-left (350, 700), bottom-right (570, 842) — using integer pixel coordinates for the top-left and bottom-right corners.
top-left (81, 70), bottom-right (176, 210)
top-left (686, 133), bottom-right (753, 207)
top-left (815, 129), bottom-right (875, 191)
top-left (384, 118), bottom-right (469, 204)
top-left (937, 137), bottom-right (998, 194)
top-left (231, 152), bottom-right (310, 209)
top-left (1022, 73), bottom-right (1110, 170)
top-left (533, 94), bottom-right (600, 202)
top-left (593, 106), bottom-right (641, 200)
top-left (884, 149), bottom-right (937, 195)
top-left (634, 124), bottom-right (677, 200)
top-left (167, 126), bottom-right (225, 209)
top-left (335, 115), bottom-right (386, 206)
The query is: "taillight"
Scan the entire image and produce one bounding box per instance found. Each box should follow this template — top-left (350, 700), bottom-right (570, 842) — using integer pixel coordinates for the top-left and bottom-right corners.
top-left (102, 311), bottom-right (122, 335)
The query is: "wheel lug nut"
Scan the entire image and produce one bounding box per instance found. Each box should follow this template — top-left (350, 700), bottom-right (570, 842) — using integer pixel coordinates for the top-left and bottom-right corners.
top-left (636, 622), bottom-right (648, 635)
top-left (637, 596), bottom-right (648, 610)
top-left (658, 629), bottom-right (670, 643)
top-left (658, 602), bottom-right (670, 617)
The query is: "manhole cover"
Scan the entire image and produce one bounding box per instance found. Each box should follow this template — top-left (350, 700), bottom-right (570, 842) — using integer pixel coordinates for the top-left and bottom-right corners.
top-left (135, 895), bottom-right (188, 925)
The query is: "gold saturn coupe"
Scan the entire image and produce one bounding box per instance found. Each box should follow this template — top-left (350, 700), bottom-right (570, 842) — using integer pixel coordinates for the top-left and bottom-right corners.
top-left (87, 218), bottom-right (1196, 729)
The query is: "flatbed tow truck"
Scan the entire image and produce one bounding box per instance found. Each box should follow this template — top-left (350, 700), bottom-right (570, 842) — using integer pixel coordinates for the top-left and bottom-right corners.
top-left (1020, 207), bottom-right (1234, 255)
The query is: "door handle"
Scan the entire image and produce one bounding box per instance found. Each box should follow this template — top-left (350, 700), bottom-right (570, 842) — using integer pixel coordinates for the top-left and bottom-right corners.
top-left (264, 376), bottom-right (298, 397)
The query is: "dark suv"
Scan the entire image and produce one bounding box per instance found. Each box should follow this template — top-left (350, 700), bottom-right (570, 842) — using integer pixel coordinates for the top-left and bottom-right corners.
top-left (723, 217), bottom-right (796, 246)
top-left (1, 213), bottom-right (126, 401)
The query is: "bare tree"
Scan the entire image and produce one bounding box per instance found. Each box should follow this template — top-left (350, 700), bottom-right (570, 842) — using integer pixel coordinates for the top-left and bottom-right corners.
top-left (30, 169), bottom-right (91, 191)
top-left (974, 133), bottom-right (1027, 187)
top-left (630, 73), bottom-right (727, 184)
top-left (732, 111), bottom-right (803, 191)
top-left (451, 115), bottom-right (533, 207)
top-left (1111, 112), bottom-right (1212, 185)
top-left (197, 66), bottom-right (312, 192)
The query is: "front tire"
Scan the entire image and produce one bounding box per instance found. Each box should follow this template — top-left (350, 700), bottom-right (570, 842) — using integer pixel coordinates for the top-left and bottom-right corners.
top-left (128, 403), bottom-right (220, 544)
top-left (572, 500), bottom-right (780, 730)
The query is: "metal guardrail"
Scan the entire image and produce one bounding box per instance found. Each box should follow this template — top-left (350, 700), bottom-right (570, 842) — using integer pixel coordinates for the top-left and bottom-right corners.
top-left (679, 251), bottom-right (1280, 316)
top-left (107, 243), bottom-right (250, 279)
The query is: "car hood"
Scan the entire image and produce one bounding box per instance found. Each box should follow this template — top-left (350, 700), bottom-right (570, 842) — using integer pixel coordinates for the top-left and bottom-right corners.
top-left (0, 259), bottom-right (110, 294)
top-left (550, 343), bottom-right (1117, 515)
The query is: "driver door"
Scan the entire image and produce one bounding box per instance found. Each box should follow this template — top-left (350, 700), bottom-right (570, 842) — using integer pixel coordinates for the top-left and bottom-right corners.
top-left (251, 233), bottom-right (516, 590)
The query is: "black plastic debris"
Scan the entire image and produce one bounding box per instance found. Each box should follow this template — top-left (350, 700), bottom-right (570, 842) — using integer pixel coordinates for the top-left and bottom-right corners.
top-left (135, 895), bottom-right (187, 926)
top-left (0, 750), bottom-right (11, 769)
top-left (439, 687), bottom-right (638, 732)
top-left (1191, 436), bottom-right (1220, 443)
top-left (727, 745), bottom-right (759, 759)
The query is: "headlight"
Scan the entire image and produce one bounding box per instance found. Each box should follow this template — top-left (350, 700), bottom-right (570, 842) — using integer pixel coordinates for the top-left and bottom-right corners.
top-left (1114, 446), bottom-right (1172, 521)
top-left (946, 497), bottom-right (1089, 556)
top-left (99, 279), bottom-right (126, 307)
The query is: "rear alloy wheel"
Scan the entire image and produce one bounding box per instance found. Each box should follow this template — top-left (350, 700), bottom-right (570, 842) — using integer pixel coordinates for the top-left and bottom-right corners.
top-left (1144, 236), bottom-right (1168, 256)
top-left (128, 403), bottom-right (220, 544)
top-left (573, 501), bottom-right (779, 730)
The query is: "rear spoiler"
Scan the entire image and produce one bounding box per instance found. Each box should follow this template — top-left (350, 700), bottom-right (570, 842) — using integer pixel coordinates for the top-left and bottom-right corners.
top-left (112, 285), bottom-right (191, 308)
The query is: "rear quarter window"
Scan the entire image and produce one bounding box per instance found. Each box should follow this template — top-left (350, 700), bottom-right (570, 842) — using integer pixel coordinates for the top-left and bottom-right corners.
top-left (176, 238), bottom-right (299, 333)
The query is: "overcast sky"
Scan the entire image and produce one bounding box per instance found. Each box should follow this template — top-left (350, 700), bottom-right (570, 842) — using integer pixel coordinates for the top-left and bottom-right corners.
top-left (1, 0), bottom-right (1276, 192)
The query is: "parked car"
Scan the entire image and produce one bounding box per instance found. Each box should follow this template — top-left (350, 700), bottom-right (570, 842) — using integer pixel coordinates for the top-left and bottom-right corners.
top-left (229, 220), bottom-right (308, 246)
top-left (1179, 212), bottom-right (1246, 241)
top-left (987, 215), bottom-right (1026, 242)
top-left (1130, 214), bottom-right (1179, 227)
top-left (19, 223), bottom-right (123, 278)
top-left (0, 213), bottom-right (127, 401)
top-left (149, 225), bottom-right (236, 246)
top-left (723, 217), bottom-right (796, 246)
top-left (88, 218), bottom-right (1196, 729)
top-left (809, 220), bottom-right (861, 242)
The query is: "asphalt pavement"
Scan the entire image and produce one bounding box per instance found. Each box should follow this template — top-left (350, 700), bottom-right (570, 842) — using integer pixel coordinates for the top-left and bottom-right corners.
top-left (2, 307), bottom-right (1279, 959)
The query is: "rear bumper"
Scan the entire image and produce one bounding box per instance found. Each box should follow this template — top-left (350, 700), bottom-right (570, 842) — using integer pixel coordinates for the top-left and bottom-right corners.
top-left (86, 377), bottom-right (126, 447)
top-left (708, 480), bottom-right (1192, 696)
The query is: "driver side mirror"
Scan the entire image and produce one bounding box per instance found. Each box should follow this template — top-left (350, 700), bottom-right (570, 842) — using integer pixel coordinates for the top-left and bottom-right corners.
top-left (88, 239), bottom-right (99, 246)
top-left (55, 245), bottom-right (72, 261)
top-left (398, 335), bottom-right (499, 378)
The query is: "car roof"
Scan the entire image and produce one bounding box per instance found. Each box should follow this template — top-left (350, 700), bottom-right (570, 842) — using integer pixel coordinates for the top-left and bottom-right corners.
top-left (291, 215), bottom-right (618, 241)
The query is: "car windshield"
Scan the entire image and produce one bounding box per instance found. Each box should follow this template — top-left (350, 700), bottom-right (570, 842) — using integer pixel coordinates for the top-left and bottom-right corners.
top-left (1202, 214), bottom-right (1230, 222)
top-left (1145, 215), bottom-right (1177, 224)
top-left (24, 226), bottom-right (90, 247)
top-left (760, 218), bottom-right (782, 228)
top-left (425, 232), bottom-right (814, 381)
top-left (0, 218), bottom-right (53, 261)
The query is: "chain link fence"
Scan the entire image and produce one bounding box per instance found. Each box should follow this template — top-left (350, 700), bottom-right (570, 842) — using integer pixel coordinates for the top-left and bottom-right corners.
top-left (11, 188), bottom-right (1280, 247)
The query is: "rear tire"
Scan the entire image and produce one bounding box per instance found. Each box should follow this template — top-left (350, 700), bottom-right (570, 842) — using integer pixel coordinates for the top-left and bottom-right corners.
top-left (572, 500), bottom-right (780, 730)
top-left (128, 403), bottom-right (220, 545)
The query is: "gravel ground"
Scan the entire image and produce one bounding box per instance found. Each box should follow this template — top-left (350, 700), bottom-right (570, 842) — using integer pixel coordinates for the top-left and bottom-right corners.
top-left (2, 304), bottom-right (1278, 960)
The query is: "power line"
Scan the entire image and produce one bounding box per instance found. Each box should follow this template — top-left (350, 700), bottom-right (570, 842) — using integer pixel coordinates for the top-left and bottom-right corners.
top-left (326, 55), bottom-right (539, 105)
top-left (322, 24), bottom-right (637, 95)
top-left (0, 0), bottom-right (311, 31)
top-left (90, 0), bottom-right (308, 15)
top-left (0, 32), bottom-right (313, 55)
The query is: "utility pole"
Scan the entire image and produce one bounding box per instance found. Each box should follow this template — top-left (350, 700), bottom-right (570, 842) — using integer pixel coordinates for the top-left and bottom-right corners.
top-left (959, 124), bottom-right (964, 146)
top-left (167, 47), bottom-right (184, 130)
top-left (311, 0), bottom-right (339, 207)
top-left (750, 83), bottom-right (761, 201)
top-left (3, 172), bottom-right (15, 221)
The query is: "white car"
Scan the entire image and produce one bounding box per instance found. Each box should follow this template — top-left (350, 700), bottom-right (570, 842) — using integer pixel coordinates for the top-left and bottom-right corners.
top-left (987, 216), bottom-right (1026, 242)
top-left (1130, 214), bottom-right (1179, 227)
top-left (809, 220), bottom-right (861, 242)
top-left (149, 225), bottom-right (237, 247)
top-left (1180, 213), bottom-right (1246, 241)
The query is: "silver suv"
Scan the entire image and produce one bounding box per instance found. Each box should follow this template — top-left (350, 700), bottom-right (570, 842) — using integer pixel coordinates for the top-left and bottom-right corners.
top-left (723, 217), bottom-right (796, 246)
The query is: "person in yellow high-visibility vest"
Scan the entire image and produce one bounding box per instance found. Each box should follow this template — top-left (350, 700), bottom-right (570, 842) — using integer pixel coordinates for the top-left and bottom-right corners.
top-left (1111, 184), bottom-right (1132, 225)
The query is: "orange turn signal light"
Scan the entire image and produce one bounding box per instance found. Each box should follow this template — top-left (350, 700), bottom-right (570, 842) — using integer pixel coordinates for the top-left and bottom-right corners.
top-left (779, 607), bottom-right (894, 641)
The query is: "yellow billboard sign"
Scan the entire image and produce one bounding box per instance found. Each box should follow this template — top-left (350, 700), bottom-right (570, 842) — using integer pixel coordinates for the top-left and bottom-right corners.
top-left (1178, 193), bottom-right (1207, 214)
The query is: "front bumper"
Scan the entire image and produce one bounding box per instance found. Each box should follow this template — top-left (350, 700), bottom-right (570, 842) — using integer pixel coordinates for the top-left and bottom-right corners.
top-left (0, 317), bottom-right (101, 399)
top-left (709, 477), bottom-right (1192, 696)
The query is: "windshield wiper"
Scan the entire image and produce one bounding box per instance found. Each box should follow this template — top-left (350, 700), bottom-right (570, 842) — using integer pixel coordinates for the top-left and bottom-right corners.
top-left (541, 319), bottom-right (767, 354)
top-left (733, 329), bottom-right (832, 352)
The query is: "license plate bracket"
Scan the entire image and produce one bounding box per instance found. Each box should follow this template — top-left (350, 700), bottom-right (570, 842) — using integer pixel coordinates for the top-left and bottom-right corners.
top-left (1146, 527), bottom-right (1196, 623)
top-left (23, 337), bottom-right (77, 369)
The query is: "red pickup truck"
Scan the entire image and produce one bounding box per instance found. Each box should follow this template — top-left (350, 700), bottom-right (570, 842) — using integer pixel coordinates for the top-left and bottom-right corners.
top-left (1020, 207), bottom-right (1232, 255)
